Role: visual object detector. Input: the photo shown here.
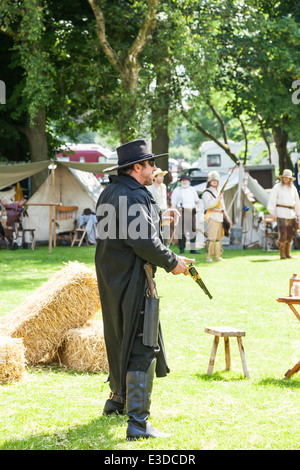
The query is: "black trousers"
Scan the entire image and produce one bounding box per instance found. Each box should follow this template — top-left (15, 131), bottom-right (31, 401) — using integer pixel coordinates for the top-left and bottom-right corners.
top-left (127, 312), bottom-right (160, 372)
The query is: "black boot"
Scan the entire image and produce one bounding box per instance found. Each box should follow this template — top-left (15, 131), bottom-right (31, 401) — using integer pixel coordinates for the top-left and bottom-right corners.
top-left (103, 393), bottom-right (125, 416)
top-left (126, 359), bottom-right (170, 440)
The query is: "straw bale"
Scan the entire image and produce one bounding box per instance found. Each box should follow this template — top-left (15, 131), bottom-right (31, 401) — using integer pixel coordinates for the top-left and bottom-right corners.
top-left (0, 336), bottom-right (26, 384)
top-left (58, 320), bottom-right (108, 373)
top-left (0, 262), bottom-right (101, 365)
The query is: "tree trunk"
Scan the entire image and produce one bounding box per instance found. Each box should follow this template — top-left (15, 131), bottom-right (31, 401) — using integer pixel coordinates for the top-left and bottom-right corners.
top-left (272, 125), bottom-right (293, 175)
top-left (22, 107), bottom-right (49, 194)
top-left (88, 0), bottom-right (159, 143)
top-left (151, 64), bottom-right (171, 182)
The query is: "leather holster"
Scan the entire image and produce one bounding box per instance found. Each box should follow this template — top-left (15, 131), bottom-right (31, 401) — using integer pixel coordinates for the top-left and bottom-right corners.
top-left (143, 297), bottom-right (160, 347)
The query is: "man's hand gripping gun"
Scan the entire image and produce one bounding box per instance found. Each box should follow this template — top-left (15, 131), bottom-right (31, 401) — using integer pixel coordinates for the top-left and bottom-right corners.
top-left (187, 264), bottom-right (213, 299)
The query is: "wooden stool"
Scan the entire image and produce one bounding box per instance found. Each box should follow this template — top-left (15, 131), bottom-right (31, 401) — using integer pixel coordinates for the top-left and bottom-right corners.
top-left (205, 326), bottom-right (250, 378)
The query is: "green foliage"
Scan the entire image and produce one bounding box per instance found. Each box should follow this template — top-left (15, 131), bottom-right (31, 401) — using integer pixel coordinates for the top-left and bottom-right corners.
top-left (0, 0), bottom-right (300, 164)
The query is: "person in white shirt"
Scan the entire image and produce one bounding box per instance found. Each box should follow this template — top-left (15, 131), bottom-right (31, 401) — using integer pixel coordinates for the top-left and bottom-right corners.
top-left (202, 171), bottom-right (227, 262)
top-left (148, 168), bottom-right (168, 212)
top-left (267, 168), bottom-right (300, 259)
top-left (171, 174), bottom-right (201, 254)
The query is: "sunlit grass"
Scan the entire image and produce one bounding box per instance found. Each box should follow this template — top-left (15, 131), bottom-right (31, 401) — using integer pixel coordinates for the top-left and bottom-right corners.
top-left (0, 245), bottom-right (300, 449)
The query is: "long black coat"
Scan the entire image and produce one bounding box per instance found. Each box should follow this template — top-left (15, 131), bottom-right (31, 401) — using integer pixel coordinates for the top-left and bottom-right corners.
top-left (95, 174), bottom-right (178, 398)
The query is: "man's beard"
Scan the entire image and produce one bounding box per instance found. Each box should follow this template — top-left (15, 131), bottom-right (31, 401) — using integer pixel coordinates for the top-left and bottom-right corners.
top-left (144, 176), bottom-right (154, 186)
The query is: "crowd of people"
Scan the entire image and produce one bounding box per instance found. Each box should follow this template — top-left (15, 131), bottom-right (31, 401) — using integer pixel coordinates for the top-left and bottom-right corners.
top-left (148, 165), bottom-right (230, 262)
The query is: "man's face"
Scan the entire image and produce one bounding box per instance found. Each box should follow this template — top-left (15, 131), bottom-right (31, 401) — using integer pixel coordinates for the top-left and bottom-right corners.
top-left (180, 178), bottom-right (190, 188)
top-left (140, 159), bottom-right (157, 186)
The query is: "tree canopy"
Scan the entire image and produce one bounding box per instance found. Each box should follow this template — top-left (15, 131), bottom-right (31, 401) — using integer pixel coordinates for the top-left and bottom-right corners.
top-left (0, 0), bottom-right (299, 177)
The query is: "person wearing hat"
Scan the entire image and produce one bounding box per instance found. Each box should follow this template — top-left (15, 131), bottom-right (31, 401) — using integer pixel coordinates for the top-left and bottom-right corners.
top-left (267, 168), bottom-right (300, 259)
top-left (171, 174), bottom-right (201, 254)
top-left (148, 168), bottom-right (175, 244)
top-left (202, 170), bottom-right (227, 262)
top-left (95, 139), bottom-right (195, 440)
top-left (148, 168), bottom-right (168, 212)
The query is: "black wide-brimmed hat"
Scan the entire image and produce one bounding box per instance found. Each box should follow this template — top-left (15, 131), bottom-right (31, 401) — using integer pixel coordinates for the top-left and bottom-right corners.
top-left (103, 139), bottom-right (168, 172)
top-left (180, 173), bottom-right (191, 181)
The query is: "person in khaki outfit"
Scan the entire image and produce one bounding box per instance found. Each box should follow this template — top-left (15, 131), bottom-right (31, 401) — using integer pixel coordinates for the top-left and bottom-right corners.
top-left (202, 171), bottom-right (227, 262)
top-left (267, 169), bottom-right (300, 259)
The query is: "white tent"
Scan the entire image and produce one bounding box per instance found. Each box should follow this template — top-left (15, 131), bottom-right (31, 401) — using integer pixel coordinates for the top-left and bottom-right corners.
top-left (194, 168), bottom-right (270, 247)
top-left (22, 164), bottom-right (103, 242)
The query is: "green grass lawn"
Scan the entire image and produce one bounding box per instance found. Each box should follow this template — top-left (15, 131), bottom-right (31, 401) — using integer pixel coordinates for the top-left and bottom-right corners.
top-left (0, 244), bottom-right (299, 450)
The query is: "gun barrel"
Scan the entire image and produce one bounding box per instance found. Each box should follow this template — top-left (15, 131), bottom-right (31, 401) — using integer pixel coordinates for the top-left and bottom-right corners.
top-left (188, 264), bottom-right (213, 299)
top-left (196, 278), bottom-right (213, 299)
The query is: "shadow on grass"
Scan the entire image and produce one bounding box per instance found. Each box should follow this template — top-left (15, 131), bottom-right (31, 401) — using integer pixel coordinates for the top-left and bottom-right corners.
top-left (249, 258), bottom-right (280, 263)
top-left (196, 372), bottom-right (300, 387)
top-left (196, 371), bottom-right (247, 382)
top-left (258, 377), bottom-right (300, 388)
top-left (0, 414), bottom-right (128, 450)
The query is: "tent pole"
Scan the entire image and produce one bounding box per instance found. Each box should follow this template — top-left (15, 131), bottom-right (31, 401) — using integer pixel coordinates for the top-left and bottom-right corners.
top-left (48, 161), bottom-right (56, 253)
top-left (49, 183), bottom-right (53, 253)
top-left (52, 163), bottom-right (56, 248)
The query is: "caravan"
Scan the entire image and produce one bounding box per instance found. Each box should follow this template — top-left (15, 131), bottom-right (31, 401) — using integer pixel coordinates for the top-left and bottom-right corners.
top-left (195, 141), bottom-right (243, 173)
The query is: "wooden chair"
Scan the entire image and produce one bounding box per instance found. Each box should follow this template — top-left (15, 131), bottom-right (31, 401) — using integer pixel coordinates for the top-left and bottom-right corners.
top-left (54, 206), bottom-right (78, 246)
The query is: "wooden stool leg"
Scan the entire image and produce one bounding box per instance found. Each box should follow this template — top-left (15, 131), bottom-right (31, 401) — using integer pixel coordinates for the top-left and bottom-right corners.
top-left (285, 359), bottom-right (300, 379)
top-left (237, 337), bottom-right (250, 378)
top-left (207, 335), bottom-right (219, 375)
top-left (224, 337), bottom-right (231, 371)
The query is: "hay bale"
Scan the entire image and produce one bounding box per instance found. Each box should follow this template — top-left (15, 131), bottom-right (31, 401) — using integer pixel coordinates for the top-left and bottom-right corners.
top-left (0, 262), bottom-right (101, 365)
top-left (0, 336), bottom-right (26, 384)
top-left (58, 320), bottom-right (108, 373)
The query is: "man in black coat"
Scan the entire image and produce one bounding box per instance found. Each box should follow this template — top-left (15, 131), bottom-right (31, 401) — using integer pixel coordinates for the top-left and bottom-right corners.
top-left (95, 139), bottom-right (194, 441)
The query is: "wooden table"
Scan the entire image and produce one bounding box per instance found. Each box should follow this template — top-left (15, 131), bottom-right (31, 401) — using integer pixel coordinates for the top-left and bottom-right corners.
top-left (276, 296), bottom-right (300, 378)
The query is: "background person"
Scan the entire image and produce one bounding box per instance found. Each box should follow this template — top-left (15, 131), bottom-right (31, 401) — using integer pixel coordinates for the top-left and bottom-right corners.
top-left (95, 139), bottom-right (194, 441)
top-left (202, 170), bottom-right (227, 262)
top-left (267, 168), bottom-right (300, 259)
top-left (171, 174), bottom-right (201, 254)
top-left (148, 168), bottom-right (171, 244)
top-left (148, 167), bottom-right (168, 212)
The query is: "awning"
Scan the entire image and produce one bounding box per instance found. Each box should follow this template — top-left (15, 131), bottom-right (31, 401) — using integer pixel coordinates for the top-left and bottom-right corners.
top-left (0, 160), bottom-right (112, 190)
top-left (247, 174), bottom-right (269, 208)
top-left (0, 161), bottom-right (49, 190)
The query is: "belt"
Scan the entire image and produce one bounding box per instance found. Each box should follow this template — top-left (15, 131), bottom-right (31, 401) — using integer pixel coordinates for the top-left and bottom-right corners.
top-left (276, 204), bottom-right (295, 209)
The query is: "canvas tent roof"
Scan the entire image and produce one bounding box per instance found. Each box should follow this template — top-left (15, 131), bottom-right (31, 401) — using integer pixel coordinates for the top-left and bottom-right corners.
top-left (21, 164), bottom-right (103, 242)
top-left (0, 160), bottom-right (111, 191)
